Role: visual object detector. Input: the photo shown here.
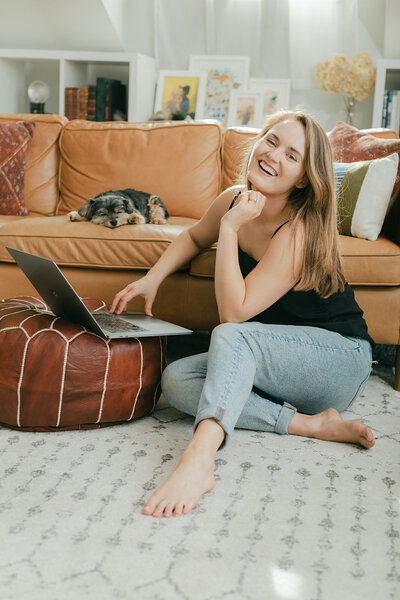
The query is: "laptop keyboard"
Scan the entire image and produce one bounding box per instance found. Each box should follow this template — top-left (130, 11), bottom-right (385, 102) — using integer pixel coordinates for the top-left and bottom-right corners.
top-left (92, 312), bottom-right (144, 333)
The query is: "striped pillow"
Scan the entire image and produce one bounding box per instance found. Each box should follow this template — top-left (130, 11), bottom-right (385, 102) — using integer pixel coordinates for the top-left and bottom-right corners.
top-left (334, 153), bottom-right (399, 241)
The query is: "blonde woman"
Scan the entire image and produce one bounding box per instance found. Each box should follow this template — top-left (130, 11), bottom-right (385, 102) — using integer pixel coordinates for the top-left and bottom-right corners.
top-left (111, 110), bottom-right (375, 519)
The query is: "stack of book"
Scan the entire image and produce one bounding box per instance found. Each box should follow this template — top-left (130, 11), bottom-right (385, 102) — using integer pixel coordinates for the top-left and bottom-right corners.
top-left (64, 78), bottom-right (127, 121)
top-left (64, 87), bottom-right (88, 120)
top-left (381, 90), bottom-right (400, 133)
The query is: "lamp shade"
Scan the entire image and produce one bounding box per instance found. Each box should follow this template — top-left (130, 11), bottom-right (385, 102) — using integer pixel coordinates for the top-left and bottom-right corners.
top-left (27, 80), bottom-right (50, 103)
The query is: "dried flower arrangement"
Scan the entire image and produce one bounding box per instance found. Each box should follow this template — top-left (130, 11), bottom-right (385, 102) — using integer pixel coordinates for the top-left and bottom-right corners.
top-left (316, 52), bottom-right (375, 125)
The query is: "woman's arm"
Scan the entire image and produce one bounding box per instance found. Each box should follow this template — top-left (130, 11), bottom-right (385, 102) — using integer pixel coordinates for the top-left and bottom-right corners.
top-left (215, 193), bottom-right (305, 323)
top-left (111, 186), bottom-right (242, 314)
top-left (148, 185), bottom-right (243, 285)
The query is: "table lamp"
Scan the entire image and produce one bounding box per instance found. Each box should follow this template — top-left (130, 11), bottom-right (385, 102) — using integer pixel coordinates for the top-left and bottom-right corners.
top-left (27, 80), bottom-right (50, 114)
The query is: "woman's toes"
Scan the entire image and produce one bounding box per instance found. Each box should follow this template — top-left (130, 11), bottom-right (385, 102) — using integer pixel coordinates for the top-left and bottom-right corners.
top-left (163, 504), bottom-right (174, 518)
top-left (153, 501), bottom-right (167, 518)
top-left (173, 503), bottom-right (184, 517)
top-left (183, 498), bottom-right (197, 514)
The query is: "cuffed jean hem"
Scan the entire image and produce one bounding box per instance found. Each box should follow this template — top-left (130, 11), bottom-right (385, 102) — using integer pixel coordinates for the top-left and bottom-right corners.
top-left (275, 403), bottom-right (297, 435)
top-left (193, 411), bottom-right (230, 450)
top-left (194, 401), bottom-right (297, 447)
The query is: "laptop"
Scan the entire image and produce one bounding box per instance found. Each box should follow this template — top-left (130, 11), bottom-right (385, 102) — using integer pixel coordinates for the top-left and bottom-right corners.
top-left (6, 247), bottom-right (193, 340)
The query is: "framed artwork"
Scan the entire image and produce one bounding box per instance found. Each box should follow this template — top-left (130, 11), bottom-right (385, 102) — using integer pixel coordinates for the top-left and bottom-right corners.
top-left (227, 90), bottom-right (264, 128)
top-left (189, 55), bottom-right (250, 126)
top-left (154, 70), bottom-right (206, 119)
top-left (249, 78), bottom-right (291, 122)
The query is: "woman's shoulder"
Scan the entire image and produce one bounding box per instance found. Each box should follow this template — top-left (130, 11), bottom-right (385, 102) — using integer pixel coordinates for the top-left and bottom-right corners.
top-left (218, 185), bottom-right (246, 209)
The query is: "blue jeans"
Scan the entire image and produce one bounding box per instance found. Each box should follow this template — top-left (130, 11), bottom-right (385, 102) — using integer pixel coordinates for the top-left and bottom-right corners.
top-left (161, 323), bottom-right (372, 446)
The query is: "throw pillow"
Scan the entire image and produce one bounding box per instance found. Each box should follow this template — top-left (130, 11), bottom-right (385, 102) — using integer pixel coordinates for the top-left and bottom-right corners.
top-left (328, 121), bottom-right (400, 200)
top-left (334, 153), bottom-right (399, 241)
top-left (0, 121), bottom-right (36, 216)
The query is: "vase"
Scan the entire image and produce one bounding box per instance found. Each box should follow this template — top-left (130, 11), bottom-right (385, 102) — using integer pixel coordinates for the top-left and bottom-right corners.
top-left (343, 96), bottom-right (356, 125)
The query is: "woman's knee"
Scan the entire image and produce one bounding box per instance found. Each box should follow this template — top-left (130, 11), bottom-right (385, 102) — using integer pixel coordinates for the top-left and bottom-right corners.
top-left (210, 322), bottom-right (245, 348)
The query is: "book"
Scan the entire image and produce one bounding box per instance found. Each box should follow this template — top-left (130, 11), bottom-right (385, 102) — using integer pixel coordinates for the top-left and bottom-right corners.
top-left (381, 90), bottom-right (391, 128)
top-left (96, 77), bottom-right (127, 121)
top-left (64, 87), bottom-right (80, 120)
top-left (65, 87), bottom-right (89, 120)
top-left (87, 84), bottom-right (97, 121)
top-left (78, 87), bottom-right (88, 120)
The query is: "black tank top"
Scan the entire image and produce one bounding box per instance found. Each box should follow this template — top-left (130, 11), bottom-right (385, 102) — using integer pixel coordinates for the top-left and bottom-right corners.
top-left (229, 192), bottom-right (374, 347)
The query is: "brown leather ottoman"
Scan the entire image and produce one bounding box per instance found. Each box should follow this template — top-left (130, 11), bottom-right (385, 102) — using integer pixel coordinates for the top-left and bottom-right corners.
top-left (0, 296), bottom-right (166, 431)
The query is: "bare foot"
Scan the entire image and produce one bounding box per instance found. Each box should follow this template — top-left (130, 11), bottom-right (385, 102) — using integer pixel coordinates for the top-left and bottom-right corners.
top-left (142, 446), bottom-right (215, 518)
top-left (288, 408), bottom-right (375, 449)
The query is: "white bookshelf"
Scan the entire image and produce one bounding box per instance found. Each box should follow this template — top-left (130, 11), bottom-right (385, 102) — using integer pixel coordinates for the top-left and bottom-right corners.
top-left (0, 49), bottom-right (156, 122)
top-left (372, 58), bottom-right (400, 129)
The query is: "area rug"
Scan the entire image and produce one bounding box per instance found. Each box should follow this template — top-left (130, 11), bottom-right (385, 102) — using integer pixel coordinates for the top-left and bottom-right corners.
top-left (0, 364), bottom-right (399, 600)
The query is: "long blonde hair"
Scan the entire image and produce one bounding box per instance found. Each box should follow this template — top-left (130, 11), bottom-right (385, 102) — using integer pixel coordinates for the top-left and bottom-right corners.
top-left (240, 109), bottom-right (345, 298)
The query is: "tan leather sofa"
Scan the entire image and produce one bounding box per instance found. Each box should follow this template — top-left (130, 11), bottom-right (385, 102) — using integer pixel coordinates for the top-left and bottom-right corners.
top-left (0, 113), bottom-right (399, 390)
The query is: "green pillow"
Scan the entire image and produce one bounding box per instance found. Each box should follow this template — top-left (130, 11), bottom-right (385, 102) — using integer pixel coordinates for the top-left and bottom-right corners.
top-left (334, 153), bottom-right (398, 241)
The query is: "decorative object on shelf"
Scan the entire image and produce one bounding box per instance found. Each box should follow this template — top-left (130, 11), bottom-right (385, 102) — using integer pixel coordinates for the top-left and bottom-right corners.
top-left (27, 80), bottom-right (50, 114)
top-left (316, 52), bottom-right (375, 125)
top-left (227, 90), bottom-right (264, 127)
top-left (154, 71), bottom-right (206, 120)
top-left (189, 55), bottom-right (250, 127)
top-left (249, 78), bottom-right (291, 123)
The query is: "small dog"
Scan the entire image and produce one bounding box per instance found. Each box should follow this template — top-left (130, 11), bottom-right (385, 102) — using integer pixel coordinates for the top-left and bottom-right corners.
top-left (68, 189), bottom-right (169, 228)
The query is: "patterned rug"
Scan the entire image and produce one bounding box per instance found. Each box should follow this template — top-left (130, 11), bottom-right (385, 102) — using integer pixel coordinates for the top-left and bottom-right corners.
top-left (0, 351), bottom-right (399, 600)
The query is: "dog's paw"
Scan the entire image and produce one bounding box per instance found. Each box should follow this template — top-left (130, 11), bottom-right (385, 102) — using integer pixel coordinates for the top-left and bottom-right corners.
top-left (68, 211), bottom-right (79, 221)
top-left (149, 217), bottom-right (168, 225)
top-left (127, 213), bottom-right (146, 225)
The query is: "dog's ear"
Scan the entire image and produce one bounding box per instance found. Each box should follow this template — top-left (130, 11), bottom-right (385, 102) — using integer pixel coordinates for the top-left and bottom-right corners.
top-left (123, 198), bottom-right (134, 214)
top-left (77, 198), bottom-right (96, 220)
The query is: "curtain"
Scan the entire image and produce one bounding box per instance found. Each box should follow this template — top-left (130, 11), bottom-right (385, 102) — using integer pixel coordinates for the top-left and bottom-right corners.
top-left (154, 0), bottom-right (358, 90)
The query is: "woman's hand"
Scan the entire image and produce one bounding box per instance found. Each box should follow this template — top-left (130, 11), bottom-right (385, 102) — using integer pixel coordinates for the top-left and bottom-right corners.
top-left (220, 190), bottom-right (266, 232)
top-left (110, 274), bottom-right (159, 316)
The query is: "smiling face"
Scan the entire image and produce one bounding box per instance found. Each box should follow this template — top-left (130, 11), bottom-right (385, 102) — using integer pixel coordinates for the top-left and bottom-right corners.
top-left (247, 119), bottom-right (307, 199)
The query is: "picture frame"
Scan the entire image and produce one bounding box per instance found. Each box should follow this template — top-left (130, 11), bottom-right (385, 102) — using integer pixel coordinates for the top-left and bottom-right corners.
top-left (227, 90), bottom-right (264, 128)
top-left (249, 78), bottom-right (291, 122)
top-left (154, 70), bottom-right (207, 119)
top-left (189, 55), bottom-right (250, 126)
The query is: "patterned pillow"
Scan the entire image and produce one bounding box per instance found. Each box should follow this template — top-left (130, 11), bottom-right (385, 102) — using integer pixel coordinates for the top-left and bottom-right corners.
top-left (0, 121), bottom-right (36, 216)
top-left (328, 121), bottom-right (400, 200)
top-left (334, 153), bottom-right (398, 241)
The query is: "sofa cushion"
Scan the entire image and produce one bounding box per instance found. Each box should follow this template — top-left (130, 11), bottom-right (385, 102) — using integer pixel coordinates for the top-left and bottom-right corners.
top-left (0, 215), bottom-right (196, 270)
top-left (0, 121), bottom-right (35, 216)
top-left (222, 127), bottom-right (258, 190)
top-left (0, 114), bottom-right (67, 217)
top-left (189, 235), bottom-right (400, 286)
top-left (334, 153), bottom-right (398, 241)
top-left (57, 120), bottom-right (223, 219)
top-left (328, 121), bottom-right (400, 199)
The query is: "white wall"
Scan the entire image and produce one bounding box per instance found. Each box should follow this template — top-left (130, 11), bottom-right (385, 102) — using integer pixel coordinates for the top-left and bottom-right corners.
top-left (384, 0), bottom-right (400, 58)
top-left (0, 0), bottom-right (124, 51)
top-left (0, 0), bottom-right (393, 129)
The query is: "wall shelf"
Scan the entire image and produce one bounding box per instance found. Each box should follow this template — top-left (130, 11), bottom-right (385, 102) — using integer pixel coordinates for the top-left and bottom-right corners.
top-left (372, 58), bottom-right (400, 130)
top-left (0, 48), bottom-right (156, 122)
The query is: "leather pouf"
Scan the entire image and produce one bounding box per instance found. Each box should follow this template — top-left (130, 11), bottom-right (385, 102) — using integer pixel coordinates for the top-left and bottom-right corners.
top-left (0, 297), bottom-right (166, 431)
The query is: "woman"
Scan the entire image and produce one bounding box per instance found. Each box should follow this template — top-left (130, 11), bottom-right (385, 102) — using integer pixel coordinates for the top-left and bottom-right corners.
top-left (111, 110), bottom-right (375, 519)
